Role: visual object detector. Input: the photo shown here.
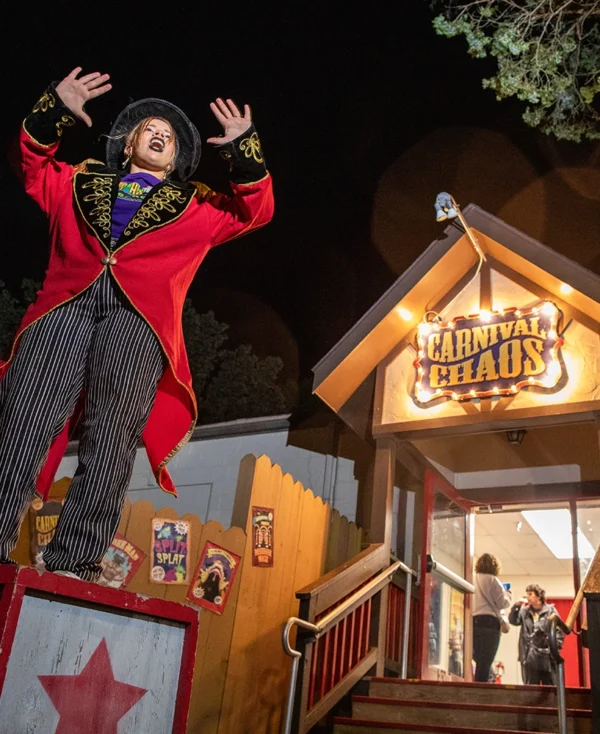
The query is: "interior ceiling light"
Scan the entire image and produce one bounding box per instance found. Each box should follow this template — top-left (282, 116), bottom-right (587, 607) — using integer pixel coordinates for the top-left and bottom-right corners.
top-left (522, 509), bottom-right (595, 560)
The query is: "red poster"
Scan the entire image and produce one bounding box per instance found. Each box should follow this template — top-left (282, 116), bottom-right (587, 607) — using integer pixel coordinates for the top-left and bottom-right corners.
top-left (187, 541), bottom-right (241, 615)
top-left (97, 533), bottom-right (146, 589)
top-left (252, 506), bottom-right (274, 567)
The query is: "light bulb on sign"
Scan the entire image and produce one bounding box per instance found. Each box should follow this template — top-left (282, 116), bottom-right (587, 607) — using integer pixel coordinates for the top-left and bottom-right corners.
top-left (418, 322), bottom-right (432, 336)
top-left (542, 301), bottom-right (555, 316)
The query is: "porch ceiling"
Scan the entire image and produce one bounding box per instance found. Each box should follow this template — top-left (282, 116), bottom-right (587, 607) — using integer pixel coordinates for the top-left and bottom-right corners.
top-left (412, 421), bottom-right (600, 481)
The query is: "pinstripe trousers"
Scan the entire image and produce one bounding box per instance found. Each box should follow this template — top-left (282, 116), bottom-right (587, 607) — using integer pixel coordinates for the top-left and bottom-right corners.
top-left (0, 272), bottom-right (165, 581)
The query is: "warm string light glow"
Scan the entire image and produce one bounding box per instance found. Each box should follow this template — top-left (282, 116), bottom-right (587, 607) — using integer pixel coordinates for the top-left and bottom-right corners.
top-left (413, 301), bottom-right (564, 404)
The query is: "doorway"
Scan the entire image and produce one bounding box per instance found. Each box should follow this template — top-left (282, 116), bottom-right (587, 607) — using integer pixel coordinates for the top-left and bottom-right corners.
top-left (474, 499), bottom-right (600, 687)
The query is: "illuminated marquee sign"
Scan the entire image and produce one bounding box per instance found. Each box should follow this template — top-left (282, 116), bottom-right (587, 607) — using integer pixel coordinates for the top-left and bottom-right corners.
top-left (414, 302), bottom-right (564, 403)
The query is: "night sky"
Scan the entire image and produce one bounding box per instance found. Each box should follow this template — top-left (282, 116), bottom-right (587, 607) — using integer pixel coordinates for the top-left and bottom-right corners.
top-left (1, 2), bottom-right (599, 388)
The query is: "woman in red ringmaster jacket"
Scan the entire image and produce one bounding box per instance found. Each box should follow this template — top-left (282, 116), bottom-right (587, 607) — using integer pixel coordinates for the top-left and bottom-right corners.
top-left (0, 67), bottom-right (274, 580)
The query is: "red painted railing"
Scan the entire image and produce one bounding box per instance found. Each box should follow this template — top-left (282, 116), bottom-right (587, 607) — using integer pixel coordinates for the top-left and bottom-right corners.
top-left (283, 544), bottom-right (393, 733)
top-left (308, 593), bottom-right (373, 709)
top-left (283, 546), bottom-right (418, 733)
top-left (386, 582), bottom-right (418, 674)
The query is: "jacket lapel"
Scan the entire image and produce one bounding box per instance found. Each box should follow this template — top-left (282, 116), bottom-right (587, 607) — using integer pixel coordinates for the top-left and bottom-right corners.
top-left (73, 167), bottom-right (196, 251)
top-left (73, 168), bottom-right (118, 251)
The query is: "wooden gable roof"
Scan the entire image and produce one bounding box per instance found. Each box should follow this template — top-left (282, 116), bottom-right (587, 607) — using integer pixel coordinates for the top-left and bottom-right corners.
top-left (313, 204), bottom-right (600, 414)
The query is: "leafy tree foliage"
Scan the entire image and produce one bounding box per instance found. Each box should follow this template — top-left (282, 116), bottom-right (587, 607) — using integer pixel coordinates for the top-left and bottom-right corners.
top-left (202, 345), bottom-right (288, 424)
top-left (429, 1), bottom-right (600, 141)
top-left (0, 279), bottom-right (39, 360)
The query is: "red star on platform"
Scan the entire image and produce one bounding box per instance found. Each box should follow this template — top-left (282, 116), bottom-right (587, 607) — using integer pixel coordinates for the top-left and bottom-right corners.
top-left (38, 638), bottom-right (147, 734)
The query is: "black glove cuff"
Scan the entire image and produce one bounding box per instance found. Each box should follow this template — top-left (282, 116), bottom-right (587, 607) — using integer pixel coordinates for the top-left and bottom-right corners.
top-left (23, 82), bottom-right (78, 147)
top-left (216, 124), bottom-right (268, 184)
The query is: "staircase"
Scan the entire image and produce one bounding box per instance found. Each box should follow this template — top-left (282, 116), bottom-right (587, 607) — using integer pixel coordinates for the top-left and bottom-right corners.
top-left (332, 678), bottom-right (592, 734)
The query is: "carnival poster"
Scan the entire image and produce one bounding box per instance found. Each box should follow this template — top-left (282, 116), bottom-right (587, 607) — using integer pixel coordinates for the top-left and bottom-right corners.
top-left (150, 518), bottom-right (191, 584)
top-left (187, 541), bottom-right (241, 614)
top-left (252, 506), bottom-right (274, 567)
top-left (97, 532), bottom-right (146, 589)
top-left (29, 497), bottom-right (63, 565)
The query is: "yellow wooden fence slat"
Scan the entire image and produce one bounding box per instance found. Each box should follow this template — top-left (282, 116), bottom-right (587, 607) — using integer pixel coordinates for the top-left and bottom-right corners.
top-left (187, 522), bottom-right (246, 734)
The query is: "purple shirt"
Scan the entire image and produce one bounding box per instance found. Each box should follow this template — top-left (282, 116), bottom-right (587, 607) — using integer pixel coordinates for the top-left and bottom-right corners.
top-left (110, 172), bottom-right (162, 245)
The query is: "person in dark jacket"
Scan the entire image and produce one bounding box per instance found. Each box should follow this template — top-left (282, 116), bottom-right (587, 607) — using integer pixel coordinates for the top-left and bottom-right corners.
top-left (509, 583), bottom-right (564, 685)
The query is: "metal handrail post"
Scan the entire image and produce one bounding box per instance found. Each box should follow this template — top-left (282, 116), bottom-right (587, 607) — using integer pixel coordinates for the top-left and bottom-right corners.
top-left (548, 614), bottom-right (570, 734)
top-left (400, 569), bottom-right (412, 678)
top-left (281, 617), bottom-right (320, 734)
top-left (555, 658), bottom-right (567, 734)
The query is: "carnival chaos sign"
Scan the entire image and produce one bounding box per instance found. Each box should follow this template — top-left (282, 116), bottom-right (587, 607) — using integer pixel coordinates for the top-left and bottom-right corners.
top-left (414, 302), bottom-right (564, 403)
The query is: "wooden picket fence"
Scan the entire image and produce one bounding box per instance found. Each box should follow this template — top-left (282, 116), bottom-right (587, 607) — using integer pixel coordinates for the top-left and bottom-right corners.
top-left (11, 454), bottom-right (363, 734)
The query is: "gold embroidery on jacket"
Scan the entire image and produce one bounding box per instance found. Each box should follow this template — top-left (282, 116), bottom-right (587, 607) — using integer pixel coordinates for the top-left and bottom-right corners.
top-left (56, 115), bottom-right (76, 137)
top-left (239, 132), bottom-right (264, 163)
top-left (32, 90), bottom-right (56, 114)
top-left (124, 186), bottom-right (188, 235)
top-left (81, 177), bottom-right (112, 238)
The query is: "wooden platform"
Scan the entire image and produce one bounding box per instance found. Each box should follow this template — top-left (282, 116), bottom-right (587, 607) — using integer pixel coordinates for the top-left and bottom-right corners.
top-left (0, 565), bottom-right (198, 733)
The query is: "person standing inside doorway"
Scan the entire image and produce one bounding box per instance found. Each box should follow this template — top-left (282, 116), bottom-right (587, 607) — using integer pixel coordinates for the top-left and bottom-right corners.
top-left (509, 584), bottom-right (564, 685)
top-left (473, 553), bottom-right (511, 682)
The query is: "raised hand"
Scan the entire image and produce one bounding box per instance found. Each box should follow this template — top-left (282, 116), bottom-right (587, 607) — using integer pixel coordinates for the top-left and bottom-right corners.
top-left (55, 67), bottom-right (112, 127)
top-left (207, 98), bottom-right (252, 145)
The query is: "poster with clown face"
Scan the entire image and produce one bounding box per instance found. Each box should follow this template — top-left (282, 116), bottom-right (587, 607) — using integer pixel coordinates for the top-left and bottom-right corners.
top-left (186, 541), bottom-right (241, 615)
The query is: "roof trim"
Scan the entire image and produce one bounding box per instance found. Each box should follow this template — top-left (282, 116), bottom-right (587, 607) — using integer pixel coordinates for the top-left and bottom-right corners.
top-left (313, 204), bottom-right (600, 395)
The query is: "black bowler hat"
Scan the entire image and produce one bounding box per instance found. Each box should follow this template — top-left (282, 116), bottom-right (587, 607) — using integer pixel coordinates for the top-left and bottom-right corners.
top-left (106, 98), bottom-right (201, 180)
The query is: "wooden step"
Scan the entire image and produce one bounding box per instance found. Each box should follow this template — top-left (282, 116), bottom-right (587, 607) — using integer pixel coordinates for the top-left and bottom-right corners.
top-left (351, 696), bottom-right (592, 734)
top-left (368, 678), bottom-right (592, 711)
top-left (334, 718), bottom-right (555, 734)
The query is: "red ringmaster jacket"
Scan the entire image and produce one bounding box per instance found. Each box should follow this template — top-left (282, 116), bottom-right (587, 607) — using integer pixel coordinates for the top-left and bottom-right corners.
top-left (2, 85), bottom-right (274, 498)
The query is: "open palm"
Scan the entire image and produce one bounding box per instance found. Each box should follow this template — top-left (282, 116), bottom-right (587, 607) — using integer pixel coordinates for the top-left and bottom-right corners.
top-left (207, 98), bottom-right (252, 145)
top-left (55, 67), bottom-right (112, 127)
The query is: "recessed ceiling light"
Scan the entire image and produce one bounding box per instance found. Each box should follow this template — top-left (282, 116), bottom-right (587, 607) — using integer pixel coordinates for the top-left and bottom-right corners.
top-left (522, 509), bottom-right (595, 559)
top-left (560, 283), bottom-right (573, 295)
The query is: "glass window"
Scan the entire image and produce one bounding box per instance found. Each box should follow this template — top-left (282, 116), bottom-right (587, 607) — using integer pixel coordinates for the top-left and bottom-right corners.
top-left (431, 490), bottom-right (466, 577)
top-left (428, 575), bottom-right (466, 677)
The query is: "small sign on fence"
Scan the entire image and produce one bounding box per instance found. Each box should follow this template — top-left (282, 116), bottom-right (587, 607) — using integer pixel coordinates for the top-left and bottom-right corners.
top-left (252, 506), bottom-right (274, 567)
top-left (98, 532), bottom-right (146, 589)
top-left (187, 541), bottom-right (241, 614)
top-left (150, 519), bottom-right (191, 584)
top-left (29, 498), bottom-right (63, 565)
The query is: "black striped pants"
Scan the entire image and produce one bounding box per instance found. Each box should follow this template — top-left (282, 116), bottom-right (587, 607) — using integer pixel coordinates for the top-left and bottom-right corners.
top-left (0, 272), bottom-right (165, 581)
